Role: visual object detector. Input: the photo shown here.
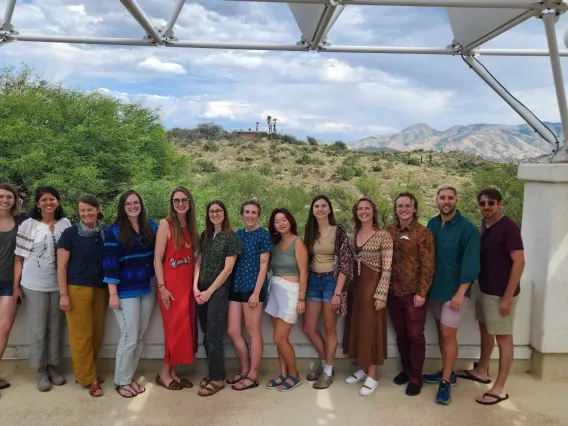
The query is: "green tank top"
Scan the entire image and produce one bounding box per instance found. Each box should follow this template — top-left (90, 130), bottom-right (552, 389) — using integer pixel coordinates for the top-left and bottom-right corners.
top-left (270, 236), bottom-right (301, 276)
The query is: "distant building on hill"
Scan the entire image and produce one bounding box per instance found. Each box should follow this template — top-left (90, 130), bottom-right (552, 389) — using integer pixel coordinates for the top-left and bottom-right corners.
top-left (235, 130), bottom-right (268, 141)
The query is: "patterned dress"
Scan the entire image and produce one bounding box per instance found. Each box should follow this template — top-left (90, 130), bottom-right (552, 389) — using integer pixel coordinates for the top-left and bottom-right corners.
top-left (344, 230), bottom-right (393, 369)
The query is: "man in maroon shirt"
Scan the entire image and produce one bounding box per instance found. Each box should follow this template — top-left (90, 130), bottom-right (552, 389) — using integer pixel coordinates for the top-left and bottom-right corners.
top-left (457, 188), bottom-right (525, 406)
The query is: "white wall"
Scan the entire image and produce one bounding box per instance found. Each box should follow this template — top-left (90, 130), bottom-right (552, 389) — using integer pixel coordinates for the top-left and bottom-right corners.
top-left (4, 283), bottom-right (531, 361)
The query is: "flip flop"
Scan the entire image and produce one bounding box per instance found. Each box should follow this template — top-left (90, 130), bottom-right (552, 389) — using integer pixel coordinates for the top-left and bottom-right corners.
top-left (476, 392), bottom-right (509, 406)
top-left (456, 370), bottom-right (491, 384)
top-left (231, 377), bottom-right (259, 391)
top-left (0, 378), bottom-right (10, 390)
top-left (155, 374), bottom-right (183, 391)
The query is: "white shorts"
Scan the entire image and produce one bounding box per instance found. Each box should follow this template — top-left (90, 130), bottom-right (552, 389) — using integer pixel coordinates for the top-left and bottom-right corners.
top-left (265, 276), bottom-right (299, 324)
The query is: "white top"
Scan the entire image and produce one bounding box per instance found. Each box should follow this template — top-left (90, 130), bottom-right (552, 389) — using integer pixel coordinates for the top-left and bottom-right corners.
top-left (16, 218), bottom-right (71, 292)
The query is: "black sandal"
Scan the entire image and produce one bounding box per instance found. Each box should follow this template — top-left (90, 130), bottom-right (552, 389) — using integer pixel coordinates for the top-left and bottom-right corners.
top-left (115, 385), bottom-right (137, 398)
top-left (231, 376), bottom-right (259, 391)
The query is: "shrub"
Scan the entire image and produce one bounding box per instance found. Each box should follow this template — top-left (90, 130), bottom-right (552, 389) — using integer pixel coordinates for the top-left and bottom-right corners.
top-left (329, 141), bottom-right (348, 152)
top-left (202, 141), bottom-right (219, 152)
top-left (343, 156), bottom-right (359, 166)
top-left (407, 158), bottom-right (420, 166)
top-left (195, 159), bottom-right (218, 173)
top-left (307, 136), bottom-right (318, 146)
top-left (372, 165), bottom-right (383, 172)
top-left (296, 153), bottom-right (312, 165)
top-left (334, 165), bottom-right (355, 181)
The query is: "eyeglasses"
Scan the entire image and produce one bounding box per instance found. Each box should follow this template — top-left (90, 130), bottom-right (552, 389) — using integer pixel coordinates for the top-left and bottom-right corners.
top-left (478, 200), bottom-right (496, 207)
top-left (396, 204), bottom-right (413, 210)
top-left (125, 201), bottom-right (140, 208)
top-left (173, 198), bottom-right (189, 205)
top-left (209, 209), bottom-right (223, 215)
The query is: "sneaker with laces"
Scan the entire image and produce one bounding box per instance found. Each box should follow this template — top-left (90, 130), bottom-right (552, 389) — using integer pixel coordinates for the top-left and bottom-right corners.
top-left (436, 380), bottom-right (452, 405)
top-left (422, 370), bottom-right (457, 386)
top-left (345, 369), bottom-right (367, 385)
top-left (37, 371), bottom-right (52, 392)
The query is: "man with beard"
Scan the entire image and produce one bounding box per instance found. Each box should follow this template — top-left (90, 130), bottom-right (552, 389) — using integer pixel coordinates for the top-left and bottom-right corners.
top-left (423, 184), bottom-right (479, 405)
top-left (457, 188), bottom-right (524, 406)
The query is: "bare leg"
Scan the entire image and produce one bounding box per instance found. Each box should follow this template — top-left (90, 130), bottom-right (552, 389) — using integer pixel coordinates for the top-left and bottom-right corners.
top-left (274, 319), bottom-right (297, 381)
top-left (440, 324), bottom-right (458, 382)
top-left (322, 303), bottom-right (338, 367)
top-left (0, 296), bottom-right (18, 360)
top-left (302, 302), bottom-right (325, 361)
top-left (271, 317), bottom-right (286, 377)
top-left (477, 334), bottom-right (513, 403)
top-left (242, 302), bottom-right (263, 381)
top-left (465, 322), bottom-right (493, 382)
top-left (227, 301), bottom-right (249, 378)
top-left (368, 364), bottom-right (378, 381)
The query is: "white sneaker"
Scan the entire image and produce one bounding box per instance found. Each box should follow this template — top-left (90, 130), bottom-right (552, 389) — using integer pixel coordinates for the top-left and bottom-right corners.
top-left (345, 369), bottom-right (367, 385)
top-left (359, 377), bottom-right (379, 396)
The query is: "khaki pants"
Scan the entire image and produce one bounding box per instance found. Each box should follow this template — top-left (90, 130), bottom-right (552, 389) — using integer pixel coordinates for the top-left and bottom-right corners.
top-left (65, 285), bottom-right (108, 385)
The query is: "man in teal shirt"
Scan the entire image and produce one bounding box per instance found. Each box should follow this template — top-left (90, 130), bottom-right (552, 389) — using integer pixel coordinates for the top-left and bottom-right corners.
top-left (423, 184), bottom-right (480, 405)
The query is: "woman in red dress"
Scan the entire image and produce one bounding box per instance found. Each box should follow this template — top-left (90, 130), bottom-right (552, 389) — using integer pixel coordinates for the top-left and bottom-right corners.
top-left (153, 186), bottom-right (200, 390)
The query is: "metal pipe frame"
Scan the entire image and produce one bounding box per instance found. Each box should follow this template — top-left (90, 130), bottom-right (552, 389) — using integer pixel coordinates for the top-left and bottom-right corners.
top-left (461, 9), bottom-right (540, 52)
top-left (310, 4), bottom-right (337, 49)
top-left (463, 54), bottom-right (559, 146)
top-left (8, 35), bottom-right (568, 56)
top-left (163, 0), bottom-right (187, 40)
top-left (119, 0), bottom-right (164, 44)
top-left (1, 0), bottom-right (17, 31)
top-left (224, 0), bottom-right (560, 10)
top-left (543, 12), bottom-right (568, 151)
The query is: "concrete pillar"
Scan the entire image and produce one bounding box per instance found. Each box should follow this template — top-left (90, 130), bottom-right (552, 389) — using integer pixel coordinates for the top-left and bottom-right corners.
top-left (517, 164), bottom-right (568, 379)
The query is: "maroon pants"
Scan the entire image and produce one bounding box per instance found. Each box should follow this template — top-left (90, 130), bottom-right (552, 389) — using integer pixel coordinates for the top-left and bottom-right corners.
top-left (388, 294), bottom-right (428, 384)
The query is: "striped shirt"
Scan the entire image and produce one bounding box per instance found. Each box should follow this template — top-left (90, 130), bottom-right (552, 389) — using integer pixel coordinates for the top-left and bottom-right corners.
top-left (103, 220), bottom-right (157, 299)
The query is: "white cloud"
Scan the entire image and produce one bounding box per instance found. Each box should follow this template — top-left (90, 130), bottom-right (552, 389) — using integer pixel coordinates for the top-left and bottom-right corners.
top-left (312, 122), bottom-right (354, 132)
top-left (202, 101), bottom-right (251, 119)
top-left (138, 57), bottom-right (187, 74)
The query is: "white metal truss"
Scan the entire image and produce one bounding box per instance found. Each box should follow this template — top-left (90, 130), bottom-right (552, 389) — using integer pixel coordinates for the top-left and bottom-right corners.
top-left (1, 0), bottom-right (568, 160)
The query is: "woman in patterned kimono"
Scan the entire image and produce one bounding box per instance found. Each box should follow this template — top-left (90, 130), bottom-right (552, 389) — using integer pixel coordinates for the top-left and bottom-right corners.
top-left (344, 198), bottom-right (393, 396)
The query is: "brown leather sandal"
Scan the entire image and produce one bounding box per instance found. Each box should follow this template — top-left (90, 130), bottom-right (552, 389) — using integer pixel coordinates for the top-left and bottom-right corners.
top-left (155, 374), bottom-right (183, 391)
top-left (178, 378), bottom-right (193, 388)
top-left (89, 381), bottom-right (103, 397)
top-left (198, 381), bottom-right (225, 397)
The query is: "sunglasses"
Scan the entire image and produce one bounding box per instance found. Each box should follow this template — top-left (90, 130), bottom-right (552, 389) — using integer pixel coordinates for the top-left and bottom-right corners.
top-left (478, 200), bottom-right (497, 207)
top-left (173, 198), bottom-right (189, 205)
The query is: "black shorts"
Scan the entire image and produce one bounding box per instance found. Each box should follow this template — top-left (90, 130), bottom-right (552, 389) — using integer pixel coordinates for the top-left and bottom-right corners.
top-left (229, 288), bottom-right (267, 303)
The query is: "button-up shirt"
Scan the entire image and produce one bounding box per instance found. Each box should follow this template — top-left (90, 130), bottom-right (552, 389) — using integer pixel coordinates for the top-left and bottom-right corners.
top-left (198, 230), bottom-right (240, 291)
top-left (427, 211), bottom-right (480, 302)
top-left (386, 220), bottom-right (435, 298)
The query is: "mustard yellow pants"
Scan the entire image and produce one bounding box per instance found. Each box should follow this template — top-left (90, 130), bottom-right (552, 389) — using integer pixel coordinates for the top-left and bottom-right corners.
top-left (65, 285), bottom-right (108, 386)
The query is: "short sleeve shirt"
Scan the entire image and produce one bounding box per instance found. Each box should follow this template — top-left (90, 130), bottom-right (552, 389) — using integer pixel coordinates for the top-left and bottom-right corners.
top-left (57, 225), bottom-right (105, 288)
top-left (232, 227), bottom-right (271, 292)
top-left (479, 216), bottom-right (524, 297)
top-left (198, 231), bottom-right (240, 291)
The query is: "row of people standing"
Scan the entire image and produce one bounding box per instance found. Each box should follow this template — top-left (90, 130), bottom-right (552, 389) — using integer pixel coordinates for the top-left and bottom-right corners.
top-left (0, 182), bottom-right (523, 407)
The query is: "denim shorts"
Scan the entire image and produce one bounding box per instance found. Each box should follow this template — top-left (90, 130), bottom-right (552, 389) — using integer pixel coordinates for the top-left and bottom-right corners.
top-left (0, 280), bottom-right (13, 297)
top-left (306, 271), bottom-right (336, 303)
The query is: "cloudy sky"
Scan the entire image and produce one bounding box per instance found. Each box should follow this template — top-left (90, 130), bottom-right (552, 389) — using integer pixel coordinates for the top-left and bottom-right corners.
top-left (0, 0), bottom-right (565, 141)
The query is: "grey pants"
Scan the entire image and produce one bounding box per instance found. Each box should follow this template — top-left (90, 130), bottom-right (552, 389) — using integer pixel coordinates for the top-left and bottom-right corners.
top-left (113, 291), bottom-right (156, 386)
top-left (22, 287), bottom-right (63, 369)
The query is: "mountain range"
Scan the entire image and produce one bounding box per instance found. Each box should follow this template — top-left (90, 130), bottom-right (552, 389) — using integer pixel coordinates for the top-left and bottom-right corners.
top-left (350, 122), bottom-right (563, 161)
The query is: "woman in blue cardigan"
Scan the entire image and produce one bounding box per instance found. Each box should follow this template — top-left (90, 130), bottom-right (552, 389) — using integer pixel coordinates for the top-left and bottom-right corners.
top-left (103, 190), bottom-right (157, 399)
